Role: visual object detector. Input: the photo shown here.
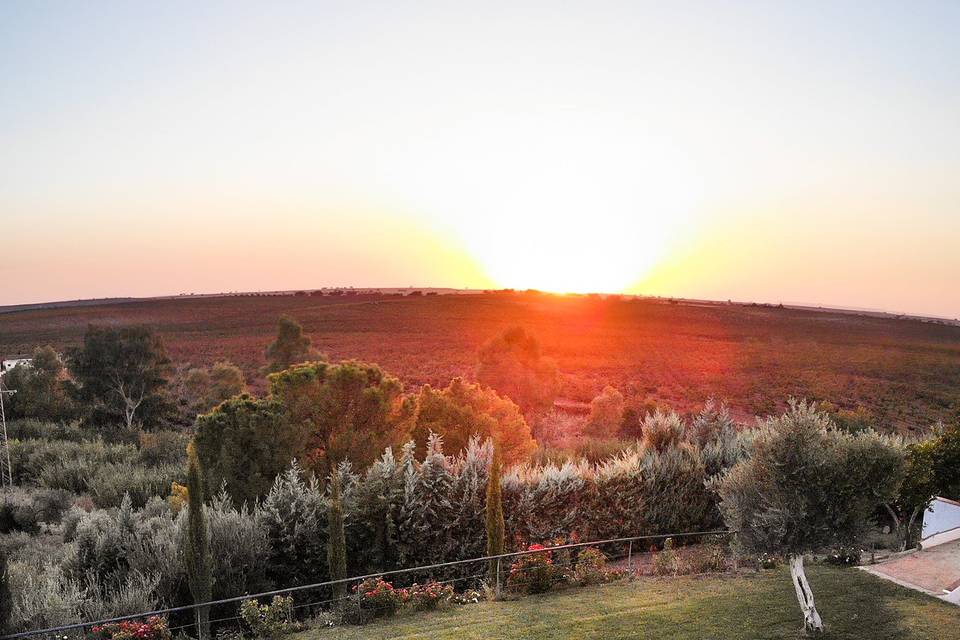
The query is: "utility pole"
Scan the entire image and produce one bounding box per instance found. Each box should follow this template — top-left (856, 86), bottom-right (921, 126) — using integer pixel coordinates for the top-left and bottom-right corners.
top-left (0, 376), bottom-right (15, 488)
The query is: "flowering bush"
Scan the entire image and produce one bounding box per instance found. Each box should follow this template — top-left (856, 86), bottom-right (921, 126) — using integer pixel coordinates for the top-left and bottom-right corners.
top-left (354, 577), bottom-right (408, 617)
top-left (754, 552), bottom-right (781, 570)
top-left (451, 589), bottom-right (483, 605)
top-left (90, 616), bottom-right (170, 640)
top-left (408, 580), bottom-right (454, 610)
top-left (239, 595), bottom-right (300, 639)
top-left (507, 544), bottom-right (556, 594)
top-left (573, 547), bottom-right (607, 585)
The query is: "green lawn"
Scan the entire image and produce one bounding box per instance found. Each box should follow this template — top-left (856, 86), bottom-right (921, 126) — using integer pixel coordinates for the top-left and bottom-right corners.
top-left (295, 566), bottom-right (960, 639)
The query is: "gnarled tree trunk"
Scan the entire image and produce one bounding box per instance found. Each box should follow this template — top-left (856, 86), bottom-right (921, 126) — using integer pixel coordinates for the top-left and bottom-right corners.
top-left (789, 554), bottom-right (823, 632)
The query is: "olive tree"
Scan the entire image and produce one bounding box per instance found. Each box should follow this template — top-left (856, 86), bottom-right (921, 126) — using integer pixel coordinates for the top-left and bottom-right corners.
top-left (68, 325), bottom-right (172, 429)
top-left (718, 401), bottom-right (903, 632)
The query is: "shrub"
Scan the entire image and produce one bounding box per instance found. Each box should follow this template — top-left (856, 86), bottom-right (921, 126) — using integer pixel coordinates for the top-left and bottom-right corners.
top-left (138, 431), bottom-right (189, 466)
top-left (87, 463), bottom-right (183, 508)
top-left (653, 538), bottom-right (679, 576)
top-left (680, 544), bottom-right (728, 574)
top-left (257, 462), bottom-right (327, 587)
top-left (65, 507), bottom-right (131, 585)
top-left (8, 561), bottom-right (83, 631)
top-left (0, 546), bottom-right (12, 634)
top-left (354, 577), bottom-right (407, 618)
top-left (4, 419), bottom-right (83, 443)
top-left (573, 547), bottom-right (607, 586)
top-left (239, 596), bottom-right (299, 639)
top-left (207, 490), bottom-right (271, 599)
top-left (167, 482), bottom-right (188, 514)
top-left (12, 439), bottom-right (137, 488)
top-left (641, 409), bottom-right (685, 453)
top-left (451, 589), bottom-right (482, 605)
top-left (408, 581), bottom-right (454, 610)
top-left (507, 544), bottom-right (555, 594)
top-left (0, 487), bottom-right (72, 533)
top-left (90, 615), bottom-right (171, 640)
top-left (79, 572), bottom-right (161, 621)
top-left (584, 386), bottom-right (625, 439)
top-left (825, 546), bottom-right (862, 567)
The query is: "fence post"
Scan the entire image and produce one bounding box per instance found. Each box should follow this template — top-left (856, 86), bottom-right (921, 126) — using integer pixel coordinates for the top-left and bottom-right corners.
top-left (731, 532), bottom-right (739, 572)
top-left (627, 540), bottom-right (633, 573)
top-left (356, 580), bottom-right (362, 620)
top-left (195, 609), bottom-right (203, 640)
top-left (495, 557), bottom-right (501, 599)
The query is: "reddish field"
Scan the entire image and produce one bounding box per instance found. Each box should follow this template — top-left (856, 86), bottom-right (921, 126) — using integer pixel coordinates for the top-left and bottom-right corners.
top-left (2, 292), bottom-right (959, 433)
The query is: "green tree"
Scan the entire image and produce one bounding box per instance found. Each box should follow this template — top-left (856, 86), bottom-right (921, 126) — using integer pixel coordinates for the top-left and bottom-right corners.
top-left (327, 469), bottom-right (348, 600)
top-left (718, 401), bottom-right (904, 632)
top-left (68, 325), bottom-right (172, 429)
top-left (884, 439), bottom-right (935, 550)
top-left (2, 346), bottom-right (73, 420)
top-left (412, 378), bottom-right (536, 464)
top-left (485, 447), bottom-right (505, 596)
top-left (264, 316), bottom-right (320, 373)
top-left (194, 394), bottom-right (308, 505)
top-left (930, 420), bottom-right (960, 499)
top-left (185, 441), bottom-right (213, 640)
top-left (268, 361), bottom-right (413, 475)
top-left (476, 327), bottom-right (560, 414)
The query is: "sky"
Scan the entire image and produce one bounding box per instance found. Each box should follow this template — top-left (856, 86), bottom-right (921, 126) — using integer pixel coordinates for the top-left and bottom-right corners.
top-left (1, 1), bottom-right (959, 317)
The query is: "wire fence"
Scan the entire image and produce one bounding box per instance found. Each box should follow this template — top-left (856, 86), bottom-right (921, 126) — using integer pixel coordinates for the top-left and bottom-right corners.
top-left (2, 529), bottom-right (735, 640)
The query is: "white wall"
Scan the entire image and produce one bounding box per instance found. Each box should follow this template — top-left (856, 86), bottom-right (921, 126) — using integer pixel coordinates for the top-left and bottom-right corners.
top-left (920, 497), bottom-right (960, 549)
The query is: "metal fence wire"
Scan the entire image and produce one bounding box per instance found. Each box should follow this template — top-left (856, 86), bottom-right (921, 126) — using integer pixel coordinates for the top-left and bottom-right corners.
top-left (2, 529), bottom-right (735, 640)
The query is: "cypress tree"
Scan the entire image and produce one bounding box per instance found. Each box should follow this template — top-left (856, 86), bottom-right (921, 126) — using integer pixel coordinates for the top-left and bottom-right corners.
top-left (185, 441), bottom-right (213, 640)
top-left (327, 467), bottom-right (348, 600)
top-left (485, 446), bottom-right (505, 595)
top-left (0, 545), bottom-right (13, 635)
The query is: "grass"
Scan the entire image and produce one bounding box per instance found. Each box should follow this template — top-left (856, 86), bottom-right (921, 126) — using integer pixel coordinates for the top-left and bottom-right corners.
top-left (295, 566), bottom-right (960, 640)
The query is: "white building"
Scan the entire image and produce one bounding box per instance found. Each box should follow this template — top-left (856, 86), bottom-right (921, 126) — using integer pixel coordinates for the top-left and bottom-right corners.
top-left (0, 358), bottom-right (32, 377)
top-left (920, 496), bottom-right (960, 549)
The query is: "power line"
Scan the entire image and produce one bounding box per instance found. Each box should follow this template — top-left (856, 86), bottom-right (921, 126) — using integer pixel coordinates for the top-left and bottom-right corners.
top-left (0, 375), bottom-right (15, 488)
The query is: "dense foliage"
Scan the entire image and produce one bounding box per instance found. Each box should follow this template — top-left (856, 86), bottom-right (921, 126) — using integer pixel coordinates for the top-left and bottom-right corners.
top-left (194, 395), bottom-right (303, 506)
top-left (1, 346), bottom-right (73, 421)
top-left (411, 378), bottom-right (535, 463)
top-left (268, 360), bottom-right (413, 476)
top-left (68, 325), bottom-right (174, 429)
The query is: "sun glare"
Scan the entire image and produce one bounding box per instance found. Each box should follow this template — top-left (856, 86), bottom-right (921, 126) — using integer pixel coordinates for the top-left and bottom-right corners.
top-left (382, 111), bottom-right (700, 294)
